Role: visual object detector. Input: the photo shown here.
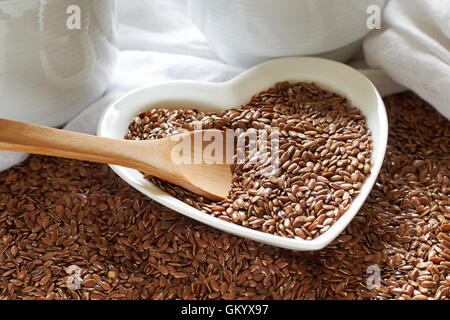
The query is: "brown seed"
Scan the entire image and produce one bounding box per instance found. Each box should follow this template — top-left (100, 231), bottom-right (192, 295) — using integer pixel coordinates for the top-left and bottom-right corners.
top-left (82, 279), bottom-right (97, 288)
top-left (99, 281), bottom-right (112, 291)
top-left (173, 272), bottom-right (188, 279)
top-left (209, 281), bottom-right (220, 292)
top-left (39, 274), bottom-right (51, 286)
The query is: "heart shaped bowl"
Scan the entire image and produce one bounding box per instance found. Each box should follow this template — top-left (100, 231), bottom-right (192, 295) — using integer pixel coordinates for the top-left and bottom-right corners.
top-left (97, 57), bottom-right (388, 251)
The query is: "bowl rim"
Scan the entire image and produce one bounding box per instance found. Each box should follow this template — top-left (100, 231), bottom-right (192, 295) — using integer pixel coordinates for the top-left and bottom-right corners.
top-left (97, 56), bottom-right (388, 251)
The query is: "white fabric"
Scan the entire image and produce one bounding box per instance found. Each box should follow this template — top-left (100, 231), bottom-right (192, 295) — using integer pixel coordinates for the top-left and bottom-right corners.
top-left (1, 0), bottom-right (449, 172)
top-left (364, 0), bottom-right (450, 119)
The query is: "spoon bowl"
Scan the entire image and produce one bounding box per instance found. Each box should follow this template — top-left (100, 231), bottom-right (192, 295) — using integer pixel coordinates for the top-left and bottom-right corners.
top-left (98, 57), bottom-right (388, 251)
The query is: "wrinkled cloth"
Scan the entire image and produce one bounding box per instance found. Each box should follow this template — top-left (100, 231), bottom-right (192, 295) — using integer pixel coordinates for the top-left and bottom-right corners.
top-left (364, 0), bottom-right (450, 119)
top-left (1, 0), bottom-right (448, 172)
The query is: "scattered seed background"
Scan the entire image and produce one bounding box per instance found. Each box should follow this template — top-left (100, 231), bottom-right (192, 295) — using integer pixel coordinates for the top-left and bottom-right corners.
top-left (0, 92), bottom-right (448, 300)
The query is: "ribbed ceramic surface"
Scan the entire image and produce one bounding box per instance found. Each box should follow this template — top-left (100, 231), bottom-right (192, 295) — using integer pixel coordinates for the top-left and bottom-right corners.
top-left (0, 0), bottom-right (117, 127)
top-left (188, 0), bottom-right (385, 67)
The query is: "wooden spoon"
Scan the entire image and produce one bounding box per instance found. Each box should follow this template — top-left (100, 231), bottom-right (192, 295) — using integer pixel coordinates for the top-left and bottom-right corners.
top-left (0, 118), bottom-right (232, 201)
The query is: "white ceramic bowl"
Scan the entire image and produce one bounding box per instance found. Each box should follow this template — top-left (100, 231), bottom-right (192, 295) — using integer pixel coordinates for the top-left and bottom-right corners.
top-left (188, 0), bottom-right (385, 67)
top-left (0, 0), bottom-right (117, 127)
top-left (98, 57), bottom-right (388, 251)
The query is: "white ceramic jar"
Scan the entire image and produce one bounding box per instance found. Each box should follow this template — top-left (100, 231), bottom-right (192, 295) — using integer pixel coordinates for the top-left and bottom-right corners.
top-left (0, 0), bottom-right (117, 127)
top-left (188, 0), bottom-right (385, 67)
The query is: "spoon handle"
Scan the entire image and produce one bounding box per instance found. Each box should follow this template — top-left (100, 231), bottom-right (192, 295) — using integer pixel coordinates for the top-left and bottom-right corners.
top-left (0, 118), bottom-right (150, 171)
